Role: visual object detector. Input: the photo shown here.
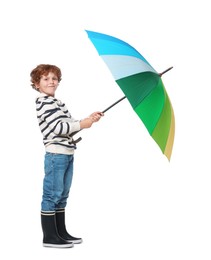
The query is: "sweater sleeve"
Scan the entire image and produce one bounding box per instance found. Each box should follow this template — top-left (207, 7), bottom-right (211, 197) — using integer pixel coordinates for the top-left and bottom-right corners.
top-left (36, 97), bottom-right (80, 136)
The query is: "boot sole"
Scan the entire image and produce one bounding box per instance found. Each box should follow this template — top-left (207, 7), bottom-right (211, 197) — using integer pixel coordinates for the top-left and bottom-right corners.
top-left (43, 243), bottom-right (74, 248)
top-left (67, 238), bottom-right (83, 244)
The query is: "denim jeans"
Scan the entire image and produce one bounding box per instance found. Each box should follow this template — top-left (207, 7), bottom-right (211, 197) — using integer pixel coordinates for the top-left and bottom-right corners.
top-left (41, 152), bottom-right (74, 212)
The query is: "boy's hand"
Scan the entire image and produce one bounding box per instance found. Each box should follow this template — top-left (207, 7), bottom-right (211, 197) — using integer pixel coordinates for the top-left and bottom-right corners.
top-left (80, 112), bottom-right (104, 129)
top-left (89, 112), bottom-right (104, 122)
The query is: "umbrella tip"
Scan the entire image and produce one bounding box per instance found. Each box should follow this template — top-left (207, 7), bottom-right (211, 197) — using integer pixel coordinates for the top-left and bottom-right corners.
top-left (159, 66), bottom-right (173, 77)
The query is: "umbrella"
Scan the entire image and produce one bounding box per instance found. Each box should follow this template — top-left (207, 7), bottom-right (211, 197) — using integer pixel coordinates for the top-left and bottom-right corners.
top-left (86, 30), bottom-right (175, 160)
top-left (85, 30), bottom-right (175, 161)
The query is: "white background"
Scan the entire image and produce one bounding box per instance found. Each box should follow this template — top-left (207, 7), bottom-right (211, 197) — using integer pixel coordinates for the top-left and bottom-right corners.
top-left (0, 0), bottom-right (210, 259)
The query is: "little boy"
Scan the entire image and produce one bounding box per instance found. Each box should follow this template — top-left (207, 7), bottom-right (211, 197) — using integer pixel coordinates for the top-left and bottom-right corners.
top-left (30, 64), bottom-right (103, 248)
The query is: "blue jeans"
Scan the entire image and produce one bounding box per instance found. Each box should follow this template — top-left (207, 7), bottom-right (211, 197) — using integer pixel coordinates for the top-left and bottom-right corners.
top-left (41, 152), bottom-right (74, 212)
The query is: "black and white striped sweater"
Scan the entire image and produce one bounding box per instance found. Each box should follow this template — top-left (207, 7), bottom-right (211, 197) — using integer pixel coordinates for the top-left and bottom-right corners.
top-left (36, 93), bottom-right (81, 154)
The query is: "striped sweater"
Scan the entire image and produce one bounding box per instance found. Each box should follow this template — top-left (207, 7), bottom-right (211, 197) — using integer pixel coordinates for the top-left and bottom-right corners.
top-left (36, 93), bottom-right (81, 154)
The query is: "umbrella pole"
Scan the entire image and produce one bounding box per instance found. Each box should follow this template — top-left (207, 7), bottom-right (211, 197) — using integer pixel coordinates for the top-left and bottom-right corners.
top-left (71, 96), bottom-right (126, 141)
top-left (102, 96), bottom-right (126, 113)
top-left (72, 67), bottom-right (173, 141)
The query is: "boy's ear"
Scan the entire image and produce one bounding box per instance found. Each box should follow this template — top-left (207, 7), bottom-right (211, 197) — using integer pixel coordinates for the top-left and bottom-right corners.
top-left (35, 83), bottom-right (39, 90)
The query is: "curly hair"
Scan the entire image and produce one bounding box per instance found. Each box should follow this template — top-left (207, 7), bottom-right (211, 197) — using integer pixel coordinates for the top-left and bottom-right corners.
top-left (30, 64), bottom-right (62, 91)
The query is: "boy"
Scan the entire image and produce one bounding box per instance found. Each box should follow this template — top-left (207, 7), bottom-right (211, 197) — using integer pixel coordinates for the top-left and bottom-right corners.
top-left (30, 64), bottom-right (103, 248)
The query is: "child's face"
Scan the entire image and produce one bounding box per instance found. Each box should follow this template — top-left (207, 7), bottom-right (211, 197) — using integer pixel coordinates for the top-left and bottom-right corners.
top-left (35, 72), bottom-right (59, 97)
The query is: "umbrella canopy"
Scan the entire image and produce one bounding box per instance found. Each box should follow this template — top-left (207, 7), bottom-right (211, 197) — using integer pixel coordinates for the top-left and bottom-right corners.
top-left (86, 30), bottom-right (175, 161)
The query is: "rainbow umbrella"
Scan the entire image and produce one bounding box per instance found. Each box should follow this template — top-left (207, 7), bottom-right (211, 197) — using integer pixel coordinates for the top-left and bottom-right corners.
top-left (86, 30), bottom-right (175, 160)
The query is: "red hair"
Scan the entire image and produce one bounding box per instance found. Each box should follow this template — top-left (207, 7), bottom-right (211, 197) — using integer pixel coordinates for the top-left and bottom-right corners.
top-left (30, 64), bottom-right (62, 91)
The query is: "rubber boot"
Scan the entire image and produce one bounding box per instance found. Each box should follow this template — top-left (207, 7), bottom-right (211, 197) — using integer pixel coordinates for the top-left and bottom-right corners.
top-left (56, 209), bottom-right (82, 244)
top-left (41, 211), bottom-right (74, 248)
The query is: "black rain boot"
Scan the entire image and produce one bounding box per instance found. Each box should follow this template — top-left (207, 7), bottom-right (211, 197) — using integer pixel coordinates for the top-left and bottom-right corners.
top-left (56, 209), bottom-right (82, 244)
top-left (41, 211), bottom-right (74, 248)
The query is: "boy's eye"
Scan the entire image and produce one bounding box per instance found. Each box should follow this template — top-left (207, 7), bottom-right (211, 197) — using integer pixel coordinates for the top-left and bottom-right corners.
top-left (42, 76), bottom-right (58, 81)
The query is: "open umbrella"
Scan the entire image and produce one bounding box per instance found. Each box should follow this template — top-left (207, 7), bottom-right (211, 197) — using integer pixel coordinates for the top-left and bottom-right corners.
top-left (85, 30), bottom-right (175, 160)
